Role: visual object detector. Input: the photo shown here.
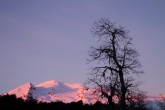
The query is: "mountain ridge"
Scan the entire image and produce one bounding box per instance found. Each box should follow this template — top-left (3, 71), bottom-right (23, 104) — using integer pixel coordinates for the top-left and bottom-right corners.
top-left (5, 80), bottom-right (164, 105)
top-left (6, 80), bottom-right (96, 104)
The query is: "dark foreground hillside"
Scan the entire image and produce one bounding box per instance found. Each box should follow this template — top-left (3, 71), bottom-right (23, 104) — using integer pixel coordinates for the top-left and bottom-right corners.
top-left (0, 94), bottom-right (152, 110)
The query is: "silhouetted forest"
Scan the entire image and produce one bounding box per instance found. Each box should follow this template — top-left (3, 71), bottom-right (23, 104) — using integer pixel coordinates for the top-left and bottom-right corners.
top-left (0, 94), bottom-right (155, 110)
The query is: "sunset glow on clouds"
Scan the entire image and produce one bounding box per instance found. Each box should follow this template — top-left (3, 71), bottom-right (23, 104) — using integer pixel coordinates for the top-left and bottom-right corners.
top-left (0, 0), bottom-right (165, 95)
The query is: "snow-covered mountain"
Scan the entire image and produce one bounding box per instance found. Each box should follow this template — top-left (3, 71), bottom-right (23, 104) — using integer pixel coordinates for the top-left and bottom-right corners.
top-left (5, 80), bottom-right (164, 109)
top-left (6, 80), bottom-right (96, 104)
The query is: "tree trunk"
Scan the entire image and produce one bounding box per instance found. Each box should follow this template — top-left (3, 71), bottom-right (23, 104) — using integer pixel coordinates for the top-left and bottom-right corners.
top-left (108, 96), bottom-right (115, 110)
top-left (119, 69), bottom-right (126, 110)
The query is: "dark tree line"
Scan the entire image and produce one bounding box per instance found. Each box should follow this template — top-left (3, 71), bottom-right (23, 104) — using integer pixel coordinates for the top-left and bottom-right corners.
top-left (86, 18), bottom-right (146, 110)
top-left (0, 94), bottom-right (150, 110)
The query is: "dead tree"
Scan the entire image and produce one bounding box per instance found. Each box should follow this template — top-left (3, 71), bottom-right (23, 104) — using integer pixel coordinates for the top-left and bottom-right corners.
top-left (87, 18), bottom-right (143, 110)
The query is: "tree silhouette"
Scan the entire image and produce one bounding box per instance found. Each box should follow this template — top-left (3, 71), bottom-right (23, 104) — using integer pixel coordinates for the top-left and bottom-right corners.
top-left (87, 18), bottom-right (143, 110)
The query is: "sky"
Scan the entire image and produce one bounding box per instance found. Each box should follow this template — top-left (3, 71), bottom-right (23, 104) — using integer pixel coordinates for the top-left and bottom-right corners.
top-left (0, 0), bottom-right (165, 95)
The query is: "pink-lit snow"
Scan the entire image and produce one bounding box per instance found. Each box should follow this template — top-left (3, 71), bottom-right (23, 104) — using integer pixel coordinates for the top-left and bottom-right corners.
top-left (6, 80), bottom-right (97, 104)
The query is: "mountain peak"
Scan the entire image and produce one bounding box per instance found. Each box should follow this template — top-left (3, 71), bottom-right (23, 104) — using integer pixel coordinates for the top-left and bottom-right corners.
top-left (7, 82), bottom-right (35, 100)
top-left (36, 80), bottom-right (59, 88)
top-left (24, 82), bottom-right (34, 87)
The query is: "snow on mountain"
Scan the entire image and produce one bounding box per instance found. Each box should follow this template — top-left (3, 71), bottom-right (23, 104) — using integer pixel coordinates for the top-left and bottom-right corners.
top-left (6, 80), bottom-right (96, 104)
top-left (7, 80), bottom-right (163, 107)
top-left (7, 82), bottom-right (36, 100)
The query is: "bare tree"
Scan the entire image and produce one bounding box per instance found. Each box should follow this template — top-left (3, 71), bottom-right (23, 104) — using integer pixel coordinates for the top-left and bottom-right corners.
top-left (87, 18), bottom-right (143, 110)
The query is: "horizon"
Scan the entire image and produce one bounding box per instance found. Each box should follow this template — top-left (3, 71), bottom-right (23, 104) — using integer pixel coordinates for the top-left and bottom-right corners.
top-left (5, 79), bottom-right (164, 102)
top-left (0, 0), bottom-right (165, 95)
top-left (5, 79), bottom-right (165, 97)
